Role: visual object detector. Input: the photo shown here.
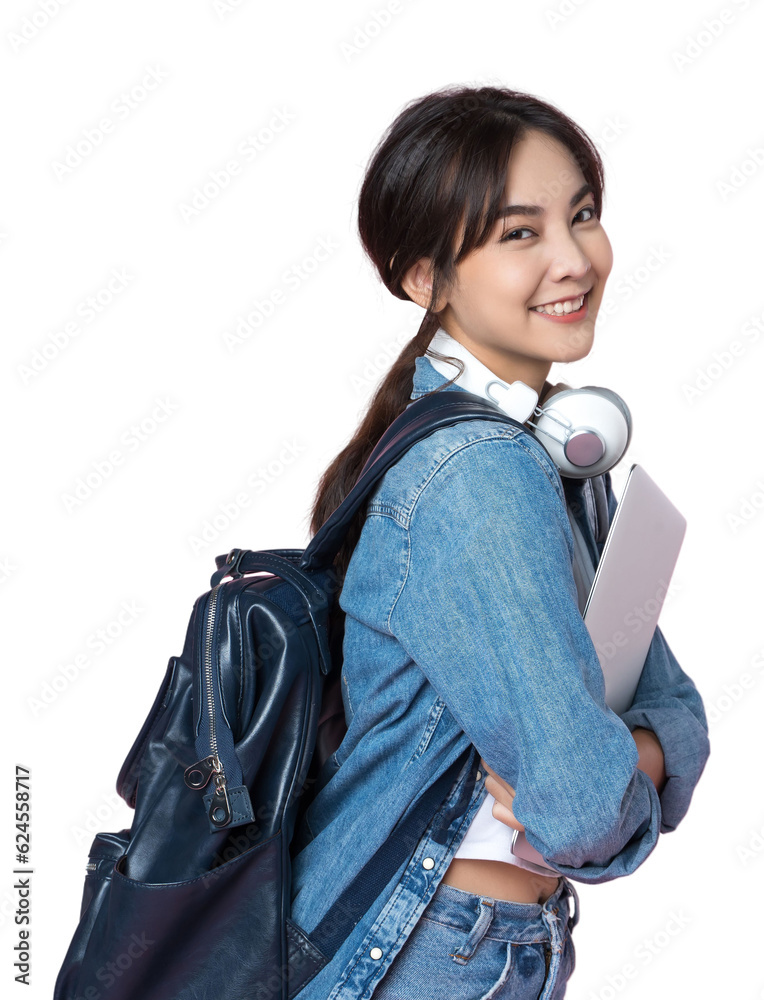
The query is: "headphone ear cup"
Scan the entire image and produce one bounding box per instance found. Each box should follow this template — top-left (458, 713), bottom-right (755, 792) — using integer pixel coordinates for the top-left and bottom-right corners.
top-left (529, 385), bottom-right (632, 478)
top-left (580, 386), bottom-right (633, 453)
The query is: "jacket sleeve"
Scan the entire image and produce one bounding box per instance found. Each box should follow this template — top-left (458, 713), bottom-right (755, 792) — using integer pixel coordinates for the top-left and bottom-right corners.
top-left (600, 472), bottom-right (711, 834)
top-left (389, 433), bottom-right (662, 884)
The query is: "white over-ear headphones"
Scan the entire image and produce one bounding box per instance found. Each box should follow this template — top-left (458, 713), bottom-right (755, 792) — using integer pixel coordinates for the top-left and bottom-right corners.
top-left (427, 327), bottom-right (632, 479)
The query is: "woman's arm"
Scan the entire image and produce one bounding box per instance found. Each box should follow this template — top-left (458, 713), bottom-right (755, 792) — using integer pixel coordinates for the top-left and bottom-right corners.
top-left (477, 471), bottom-right (709, 841)
top-left (482, 727), bottom-right (667, 834)
top-left (389, 432), bottom-right (663, 884)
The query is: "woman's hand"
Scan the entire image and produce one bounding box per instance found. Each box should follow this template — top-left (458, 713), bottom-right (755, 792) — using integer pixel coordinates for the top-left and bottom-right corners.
top-left (480, 758), bottom-right (525, 832)
top-left (631, 727), bottom-right (667, 795)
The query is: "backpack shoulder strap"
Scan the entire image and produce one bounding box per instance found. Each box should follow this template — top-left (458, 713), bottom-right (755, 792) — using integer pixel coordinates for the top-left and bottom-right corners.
top-left (302, 743), bottom-right (478, 969)
top-left (299, 389), bottom-right (524, 573)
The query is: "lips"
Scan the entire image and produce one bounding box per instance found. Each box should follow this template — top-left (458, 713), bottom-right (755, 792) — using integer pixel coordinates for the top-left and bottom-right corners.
top-left (529, 290), bottom-right (590, 324)
top-left (530, 288), bottom-right (592, 310)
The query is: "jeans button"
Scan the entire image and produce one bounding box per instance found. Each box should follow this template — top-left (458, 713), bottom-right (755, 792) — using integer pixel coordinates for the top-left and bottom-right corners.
top-left (422, 857), bottom-right (435, 870)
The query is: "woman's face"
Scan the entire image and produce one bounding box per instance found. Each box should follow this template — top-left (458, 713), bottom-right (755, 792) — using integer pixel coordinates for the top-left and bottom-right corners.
top-left (423, 129), bottom-right (614, 394)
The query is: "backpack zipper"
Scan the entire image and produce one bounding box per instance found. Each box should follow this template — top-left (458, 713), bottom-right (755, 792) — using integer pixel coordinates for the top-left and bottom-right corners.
top-left (183, 581), bottom-right (237, 828)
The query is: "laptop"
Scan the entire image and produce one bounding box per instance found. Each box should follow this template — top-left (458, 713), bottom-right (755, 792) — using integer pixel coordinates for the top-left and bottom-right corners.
top-left (510, 462), bottom-right (687, 873)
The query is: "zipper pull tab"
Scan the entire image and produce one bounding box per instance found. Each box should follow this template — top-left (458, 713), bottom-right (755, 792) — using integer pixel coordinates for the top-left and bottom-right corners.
top-left (184, 754), bottom-right (221, 790)
top-left (207, 773), bottom-right (232, 827)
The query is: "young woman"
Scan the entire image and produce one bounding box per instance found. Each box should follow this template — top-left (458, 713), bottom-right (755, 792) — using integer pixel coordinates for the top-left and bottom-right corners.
top-left (289, 85), bottom-right (710, 1000)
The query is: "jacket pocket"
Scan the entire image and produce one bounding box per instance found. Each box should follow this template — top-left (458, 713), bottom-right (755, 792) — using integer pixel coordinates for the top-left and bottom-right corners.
top-left (406, 695), bottom-right (447, 767)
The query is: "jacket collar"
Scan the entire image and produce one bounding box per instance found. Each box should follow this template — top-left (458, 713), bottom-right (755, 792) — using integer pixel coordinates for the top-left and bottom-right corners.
top-left (409, 353), bottom-right (461, 400)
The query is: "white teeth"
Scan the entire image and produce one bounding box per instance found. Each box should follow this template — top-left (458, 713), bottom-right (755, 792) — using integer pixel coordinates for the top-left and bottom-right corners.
top-left (532, 294), bottom-right (585, 315)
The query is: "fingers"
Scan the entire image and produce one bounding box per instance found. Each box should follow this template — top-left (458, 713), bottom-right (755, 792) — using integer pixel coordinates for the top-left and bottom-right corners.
top-left (480, 758), bottom-right (525, 832)
top-left (490, 798), bottom-right (525, 832)
top-left (480, 758), bottom-right (512, 790)
top-left (483, 768), bottom-right (516, 801)
top-left (484, 773), bottom-right (515, 803)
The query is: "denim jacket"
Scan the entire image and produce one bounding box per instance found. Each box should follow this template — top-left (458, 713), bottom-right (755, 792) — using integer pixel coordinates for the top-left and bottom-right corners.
top-left (289, 354), bottom-right (711, 1000)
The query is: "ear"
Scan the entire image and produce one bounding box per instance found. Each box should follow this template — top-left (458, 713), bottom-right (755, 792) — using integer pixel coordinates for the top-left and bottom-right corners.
top-left (400, 257), bottom-right (448, 312)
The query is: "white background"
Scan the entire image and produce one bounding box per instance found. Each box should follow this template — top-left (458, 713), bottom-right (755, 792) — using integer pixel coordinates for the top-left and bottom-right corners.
top-left (3, 0), bottom-right (763, 997)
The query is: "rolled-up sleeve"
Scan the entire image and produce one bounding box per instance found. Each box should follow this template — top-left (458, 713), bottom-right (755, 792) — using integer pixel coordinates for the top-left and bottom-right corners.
top-left (389, 434), bottom-right (663, 884)
top-left (600, 473), bottom-right (711, 834)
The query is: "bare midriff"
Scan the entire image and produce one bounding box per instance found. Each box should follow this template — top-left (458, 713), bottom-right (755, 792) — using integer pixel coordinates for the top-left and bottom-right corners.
top-left (440, 857), bottom-right (561, 904)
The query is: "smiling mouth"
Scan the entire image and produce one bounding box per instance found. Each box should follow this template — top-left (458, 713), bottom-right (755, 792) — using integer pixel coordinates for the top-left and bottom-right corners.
top-left (530, 290), bottom-right (591, 315)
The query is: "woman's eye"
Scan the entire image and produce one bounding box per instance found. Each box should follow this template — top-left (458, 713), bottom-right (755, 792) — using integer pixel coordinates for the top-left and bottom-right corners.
top-left (499, 205), bottom-right (597, 243)
top-left (500, 226), bottom-right (535, 242)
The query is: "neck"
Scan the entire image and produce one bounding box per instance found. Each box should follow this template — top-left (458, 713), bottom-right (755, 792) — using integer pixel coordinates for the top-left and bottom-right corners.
top-left (427, 326), bottom-right (564, 428)
top-left (428, 327), bottom-right (559, 401)
top-left (434, 325), bottom-right (552, 400)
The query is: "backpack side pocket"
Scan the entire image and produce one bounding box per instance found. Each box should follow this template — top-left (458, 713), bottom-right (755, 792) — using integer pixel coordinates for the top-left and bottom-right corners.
top-left (116, 656), bottom-right (178, 808)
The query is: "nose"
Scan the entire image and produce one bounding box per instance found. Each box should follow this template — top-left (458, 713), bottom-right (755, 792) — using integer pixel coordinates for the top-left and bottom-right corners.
top-left (546, 229), bottom-right (592, 282)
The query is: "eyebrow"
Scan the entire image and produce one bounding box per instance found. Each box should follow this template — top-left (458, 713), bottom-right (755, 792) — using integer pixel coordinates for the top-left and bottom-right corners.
top-left (496, 182), bottom-right (593, 220)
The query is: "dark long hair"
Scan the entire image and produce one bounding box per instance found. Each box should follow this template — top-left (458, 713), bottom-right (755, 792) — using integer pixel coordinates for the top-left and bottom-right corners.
top-left (309, 84), bottom-right (605, 586)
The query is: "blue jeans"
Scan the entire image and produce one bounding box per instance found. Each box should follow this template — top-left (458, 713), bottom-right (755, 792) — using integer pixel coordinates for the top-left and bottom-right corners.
top-left (371, 876), bottom-right (580, 1000)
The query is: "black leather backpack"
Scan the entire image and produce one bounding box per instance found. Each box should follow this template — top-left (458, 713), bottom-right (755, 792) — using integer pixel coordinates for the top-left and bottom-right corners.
top-left (53, 389), bottom-right (525, 1000)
